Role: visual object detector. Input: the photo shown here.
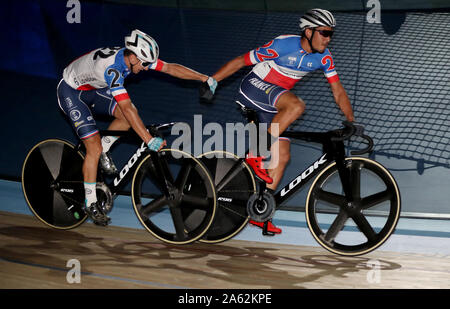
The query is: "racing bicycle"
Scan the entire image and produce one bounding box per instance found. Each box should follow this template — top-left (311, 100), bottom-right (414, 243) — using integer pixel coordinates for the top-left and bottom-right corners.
top-left (197, 105), bottom-right (401, 256)
top-left (21, 123), bottom-right (217, 244)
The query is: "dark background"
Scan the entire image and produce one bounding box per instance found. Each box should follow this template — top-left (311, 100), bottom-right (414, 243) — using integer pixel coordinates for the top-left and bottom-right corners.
top-left (1, 0), bottom-right (449, 216)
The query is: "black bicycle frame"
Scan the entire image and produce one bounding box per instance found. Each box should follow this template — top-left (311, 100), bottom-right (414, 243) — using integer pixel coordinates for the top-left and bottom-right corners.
top-left (75, 126), bottom-right (163, 197)
top-left (237, 106), bottom-right (358, 208)
top-left (273, 130), bottom-right (353, 206)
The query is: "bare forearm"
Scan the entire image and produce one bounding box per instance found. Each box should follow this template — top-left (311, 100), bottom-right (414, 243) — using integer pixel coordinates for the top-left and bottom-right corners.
top-left (331, 81), bottom-right (354, 122)
top-left (119, 102), bottom-right (152, 143)
top-left (164, 63), bottom-right (208, 82)
top-left (212, 55), bottom-right (247, 82)
top-left (335, 91), bottom-right (354, 122)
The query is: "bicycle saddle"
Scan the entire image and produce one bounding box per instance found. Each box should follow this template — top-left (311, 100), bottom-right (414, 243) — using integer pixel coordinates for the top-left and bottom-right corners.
top-left (235, 101), bottom-right (259, 123)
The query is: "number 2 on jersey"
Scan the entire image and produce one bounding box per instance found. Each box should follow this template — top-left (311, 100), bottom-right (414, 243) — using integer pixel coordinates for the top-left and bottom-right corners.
top-left (93, 47), bottom-right (121, 60)
top-left (321, 55), bottom-right (335, 71)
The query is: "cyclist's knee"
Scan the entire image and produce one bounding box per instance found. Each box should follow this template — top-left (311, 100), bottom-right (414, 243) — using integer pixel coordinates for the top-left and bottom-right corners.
top-left (83, 135), bottom-right (102, 158)
top-left (292, 98), bottom-right (305, 117)
top-left (277, 92), bottom-right (305, 116)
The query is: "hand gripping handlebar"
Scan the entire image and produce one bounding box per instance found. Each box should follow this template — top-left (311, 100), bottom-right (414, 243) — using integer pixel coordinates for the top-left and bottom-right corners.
top-left (331, 121), bottom-right (374, 155)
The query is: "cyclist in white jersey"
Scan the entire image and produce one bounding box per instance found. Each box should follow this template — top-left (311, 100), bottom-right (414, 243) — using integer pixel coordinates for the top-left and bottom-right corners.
top-left (57, 29), bottom-right (216, 224)
top-left (200, 9), bottom-right (355, 234)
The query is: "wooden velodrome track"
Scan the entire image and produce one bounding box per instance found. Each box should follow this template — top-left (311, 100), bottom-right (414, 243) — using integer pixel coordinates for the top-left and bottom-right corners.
top-left (0, 211), bottom-right (449, 289)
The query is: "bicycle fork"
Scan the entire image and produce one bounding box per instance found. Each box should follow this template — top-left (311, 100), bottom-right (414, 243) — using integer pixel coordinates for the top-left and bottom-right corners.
top-left (328, 140), bottom-right (355, 203)
top-left (149, 151), bottom-right (175, 199)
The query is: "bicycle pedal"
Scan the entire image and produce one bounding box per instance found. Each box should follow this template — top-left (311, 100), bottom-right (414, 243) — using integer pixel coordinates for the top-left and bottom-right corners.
top-left (93, 217), bottom-right (111, 226)
top-left (262, 230), bottom-right (275, 236)
top-left (83, 203), bottom-right (111, 226)
top-left (262, 221), bottom-right (275, 236)
top-left (249, 220), bottom-right (281, 235)
top-left (92, 213), bottom-right (111, 226)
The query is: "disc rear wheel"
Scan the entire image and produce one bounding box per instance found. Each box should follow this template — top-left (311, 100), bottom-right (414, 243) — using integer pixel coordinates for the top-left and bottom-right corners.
top-left (199, 151), bottom-right (256, 243)
top-left (21, 139), bottom-right (87, 229)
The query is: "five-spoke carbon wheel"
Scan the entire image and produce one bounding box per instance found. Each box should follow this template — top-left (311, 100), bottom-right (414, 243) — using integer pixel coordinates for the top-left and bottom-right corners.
top-left (306, 157), bottom-right (401, 256)
top-left (132, 149), bottom-right (217, 244)
top-left (21, 139), bottom-right (87, 229)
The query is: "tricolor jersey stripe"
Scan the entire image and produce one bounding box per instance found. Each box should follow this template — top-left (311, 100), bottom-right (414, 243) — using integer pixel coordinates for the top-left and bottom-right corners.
top-left (110, 87), bottom-right (130, 102)
top-left (149, 59), bottom-right (165, 72)
top-left (244, 35), bottom-right (340, 89)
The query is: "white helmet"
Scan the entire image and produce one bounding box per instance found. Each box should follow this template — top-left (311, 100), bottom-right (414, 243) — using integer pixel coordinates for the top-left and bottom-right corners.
top-left (124, 29), bottom-right (159, 64)
top-left (299, 9), bottom-right (336, 32)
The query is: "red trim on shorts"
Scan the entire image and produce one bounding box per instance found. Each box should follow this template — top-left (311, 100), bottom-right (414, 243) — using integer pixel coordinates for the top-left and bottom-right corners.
top-left (77, 84), bottom-right (96, 91)
top-left (81, 130), bottom-right (99, 140)
top-left (273, 89), bottom-right (289, 107)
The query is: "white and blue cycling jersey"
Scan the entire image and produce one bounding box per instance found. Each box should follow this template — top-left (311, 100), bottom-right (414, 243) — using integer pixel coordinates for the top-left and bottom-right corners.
top-left (244, 34), bottom-right (339, 90)
top-left (63, 47), bottom-right (165, 102)
top-left (58, 47), bottom-right (165, 139)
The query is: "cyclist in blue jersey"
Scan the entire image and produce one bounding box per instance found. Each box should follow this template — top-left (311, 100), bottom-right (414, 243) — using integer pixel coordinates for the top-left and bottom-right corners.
top-left (200, 9), bottom-right (355, 234)
top-left (58, 29), bottom-right (215, 225)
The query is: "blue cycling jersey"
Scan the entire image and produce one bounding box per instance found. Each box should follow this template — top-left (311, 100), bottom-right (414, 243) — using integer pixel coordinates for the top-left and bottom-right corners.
top-left (244, 35), bottom-right (339, 89)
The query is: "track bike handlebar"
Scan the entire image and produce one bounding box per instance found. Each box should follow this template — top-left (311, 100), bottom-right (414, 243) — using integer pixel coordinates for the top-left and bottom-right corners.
top-left (330, 120), bottom-right (356, 142)
top-left (331, 121), bottom-right (374, 155)
top-left (281, 121), bottom-right (373, 156)
top-left (98, 122), bottom-right (178, 139)
top-left (350, 133), bottom-right (374, 155)
top-left (148, 122), bottom-right (177, 131)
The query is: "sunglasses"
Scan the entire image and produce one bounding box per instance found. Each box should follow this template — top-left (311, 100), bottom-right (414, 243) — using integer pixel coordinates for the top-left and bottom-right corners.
top-left (130, 59), bottom-right (151, 68)
top-left (317, 30), bottom-right (334, 38)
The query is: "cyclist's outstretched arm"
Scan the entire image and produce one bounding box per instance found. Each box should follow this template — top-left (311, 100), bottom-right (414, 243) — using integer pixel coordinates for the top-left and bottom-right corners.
top-left (330, 80), bottom-right (354, 122)
top-left (160, 62), bottom-right (209, 82)
top-left (211, 54), bottom-right (247, 82)
top-left (199, 54), bottom-right (247, 101)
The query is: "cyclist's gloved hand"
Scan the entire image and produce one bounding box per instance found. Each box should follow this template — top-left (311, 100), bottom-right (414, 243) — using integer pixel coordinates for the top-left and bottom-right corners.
top-left (147, 137), bottom-right (164, 152)
top-left (199, 77), bottom-right (217, 102)
top-left (352, 122), bottom-right (365, 136)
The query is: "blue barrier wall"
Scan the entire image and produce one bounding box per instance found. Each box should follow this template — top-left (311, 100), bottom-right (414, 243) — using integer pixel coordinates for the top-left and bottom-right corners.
top-left (1, 0), bottom-right (449, 216)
